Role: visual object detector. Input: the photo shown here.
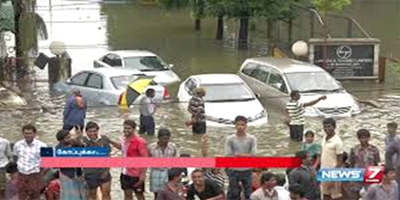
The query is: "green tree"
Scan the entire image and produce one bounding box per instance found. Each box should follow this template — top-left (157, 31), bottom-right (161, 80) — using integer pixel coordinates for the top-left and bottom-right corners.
top-left (224, 0), bottom-right (293, 49)
top-left (158, 0), bottom-right (205, 31)
top-left (205, 0), bottom-right (228, 40)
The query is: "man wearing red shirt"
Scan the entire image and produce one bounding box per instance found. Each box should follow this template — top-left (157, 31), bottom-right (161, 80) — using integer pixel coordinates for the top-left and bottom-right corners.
top-left (119, 119), bottom-right (149, 200)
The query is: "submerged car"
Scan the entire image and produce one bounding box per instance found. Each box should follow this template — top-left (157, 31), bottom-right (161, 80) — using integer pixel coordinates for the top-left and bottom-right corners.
top-left (53, 68), bottom-right (170, 106)
top-left (177, 74), bottom-right (268, 126)
top-left (237, 57), bottom-right (361, 117)
top-left (93, 50), bottom-right (181, 85)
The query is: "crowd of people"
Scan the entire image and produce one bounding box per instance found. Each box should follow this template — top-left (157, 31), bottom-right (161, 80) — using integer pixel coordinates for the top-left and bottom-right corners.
top-left (0, 87), bottom-right (399, 200)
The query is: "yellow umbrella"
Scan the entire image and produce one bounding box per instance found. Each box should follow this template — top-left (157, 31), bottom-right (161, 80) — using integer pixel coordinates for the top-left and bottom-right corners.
top-left (119, 77), bottom-right (155, 111)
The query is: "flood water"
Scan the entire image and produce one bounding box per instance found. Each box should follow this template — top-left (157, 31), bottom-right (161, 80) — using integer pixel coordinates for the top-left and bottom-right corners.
top-left (1, 0), bottom-right (400, 198)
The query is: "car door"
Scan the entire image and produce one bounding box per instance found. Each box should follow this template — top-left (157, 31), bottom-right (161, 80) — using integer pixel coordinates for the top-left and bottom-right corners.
top-left (238, 62), bottom-right (259, 92)
top-left (67, 72), bottom-right (90, 96)
top-left (267, 68), bottom-right (290, 109)
top-left (83, 72), bottom-right (107, 105)
top-left (178, 78), bottom-right (197, 111)
top-left (250, 65), bottom-right (272, 98)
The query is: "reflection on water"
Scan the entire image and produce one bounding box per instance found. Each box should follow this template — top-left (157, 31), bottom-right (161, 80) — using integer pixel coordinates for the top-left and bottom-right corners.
top-left (1, 0), bottom-right (400, 198)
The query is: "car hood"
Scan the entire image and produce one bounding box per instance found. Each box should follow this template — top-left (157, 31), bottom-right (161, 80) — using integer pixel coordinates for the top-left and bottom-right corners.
top-left (204, 99), bottom-right (265, 120)
top-left (300, 92), bottom-right (356, 108)
top-left (143, 70), bottom-right (180, 84)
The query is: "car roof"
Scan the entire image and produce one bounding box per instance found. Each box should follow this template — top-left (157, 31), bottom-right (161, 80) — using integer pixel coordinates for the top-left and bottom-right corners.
top-left (189, 74), bottom-right (244, 85)
top-left (245, 57), bottom-right (325, 73)
top-left (108, 50), bottom-right (157, 58)
top-left (78, 68), bottom-right (144, 78)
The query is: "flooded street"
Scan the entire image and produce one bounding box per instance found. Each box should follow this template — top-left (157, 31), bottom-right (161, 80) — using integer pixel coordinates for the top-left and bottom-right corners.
top-left (1, 0), bottom-right (400, 198)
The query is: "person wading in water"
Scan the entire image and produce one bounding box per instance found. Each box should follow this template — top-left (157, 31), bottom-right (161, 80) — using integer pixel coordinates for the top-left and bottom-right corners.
top-left (285, 90), bottom-right (326, 141)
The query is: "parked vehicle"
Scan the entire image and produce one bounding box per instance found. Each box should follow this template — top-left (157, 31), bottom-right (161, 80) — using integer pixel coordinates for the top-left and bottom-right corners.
top-left (177, 74), bottom-right (268, 126)
top-left (93, 50), bottom-right (181, 85)
top-left (53, 68), bottom-right (170, 106)
top-left (237, 57), bottom-right (361, 117)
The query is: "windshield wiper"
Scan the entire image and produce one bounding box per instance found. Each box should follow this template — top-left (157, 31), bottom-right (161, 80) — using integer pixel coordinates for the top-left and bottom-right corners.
top-left (206, 98), bottom-right (255, 103)
top-left (300, 89), bottom-right (330, 93)
top-left (140, 68), bottom-right (168, 72)
top-left (301, 88), bottom-right (343, 93)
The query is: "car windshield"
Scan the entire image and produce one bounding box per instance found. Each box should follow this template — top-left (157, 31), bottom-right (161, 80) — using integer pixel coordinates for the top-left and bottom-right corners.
top-left (111, 75), bottom-right (155, 90)
top-left (201, 83), bottom-right (255, 102)
top-left (285, 72), bottom-right (342, 93)
top-left (123, 56), bottom-right (169, 71)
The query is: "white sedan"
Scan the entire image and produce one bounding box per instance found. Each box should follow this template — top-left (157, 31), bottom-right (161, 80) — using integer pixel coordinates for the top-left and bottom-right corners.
top-left (53, 68), bottom-right (170, 106)
top-left (177, 74), bottom-right (268, 126)
top-left (93, 50), bottom-right (181, 85)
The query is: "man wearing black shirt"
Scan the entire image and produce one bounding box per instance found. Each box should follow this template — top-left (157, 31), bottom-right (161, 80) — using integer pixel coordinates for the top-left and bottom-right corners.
top-left (187, 169), bottom-right (225, 200)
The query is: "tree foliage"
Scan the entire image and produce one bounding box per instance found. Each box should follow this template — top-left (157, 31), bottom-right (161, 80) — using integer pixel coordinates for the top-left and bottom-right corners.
top-left (310, 0), bottom-right (352, 13)
top-left (158, 0), bottom-right (189, 10)
top-left (221, 0), bottom-right (293, 20)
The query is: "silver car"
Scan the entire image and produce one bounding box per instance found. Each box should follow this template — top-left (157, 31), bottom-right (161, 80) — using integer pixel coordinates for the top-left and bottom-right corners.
top-left (53, 68), bottom-right (170, 106)
top-left (237, 57), bottom-right (361, 117)
top-left (93, 50), bottom-right (181, 85)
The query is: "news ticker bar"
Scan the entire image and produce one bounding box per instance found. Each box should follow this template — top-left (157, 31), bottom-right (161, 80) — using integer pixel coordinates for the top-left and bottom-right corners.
top-left (40, 147), bottom-right (109, 157)
top-left (41, 157), bottom-right (301, 168)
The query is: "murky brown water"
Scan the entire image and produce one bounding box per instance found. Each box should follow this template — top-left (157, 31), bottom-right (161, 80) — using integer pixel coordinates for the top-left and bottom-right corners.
top-left (1, 0), bottom-right (400, 198)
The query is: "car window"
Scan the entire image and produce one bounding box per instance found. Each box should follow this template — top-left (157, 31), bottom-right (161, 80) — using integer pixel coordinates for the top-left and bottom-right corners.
top-left (103, 54), bottom-right (115, 66)
top-left (253, 66), bottom-right (270, 83)
top-left (70, 72), bottom-right (89, 86)
top-left (268, 69), bottom-right (288, 93)
top-left (113, 55), bottom-right (123, 66)
top-left (185, 79), bottom-right (197, 95)
top-left (85, 73), bottom-right (103, 89)
top-left (241, 62), bottom-right (258, 76)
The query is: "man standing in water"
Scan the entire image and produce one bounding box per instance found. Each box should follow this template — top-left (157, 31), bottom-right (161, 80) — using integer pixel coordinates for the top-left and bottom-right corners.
top-left (285, 90), bottom-right (326, 141)
top-left (139, 88), bottom-right (157, 135)
top-left (0, 135), bottom-right (12, 199)
top-left (149, 129), bottom-right (180, 199)
top-left (63, 88), bottom-right (86, 131)
top-left (120, 119), bottom-right (149, 200)
top-left (225, 116), bottom-right (257, 200)
top-left (320, 118), bottom-right (343, 200)
top-left (187, 88), bottom-right (206, 134)
top-left (13, 124), bottom-right (47, 200)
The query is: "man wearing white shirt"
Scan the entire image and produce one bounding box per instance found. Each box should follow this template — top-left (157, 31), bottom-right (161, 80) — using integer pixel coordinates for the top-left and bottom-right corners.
top-left (13, 124), bottom-right (47, 200)
top-left (275, 173), bottom-right (291, 200)
top-left (0, 136), bottom-right (12, 199)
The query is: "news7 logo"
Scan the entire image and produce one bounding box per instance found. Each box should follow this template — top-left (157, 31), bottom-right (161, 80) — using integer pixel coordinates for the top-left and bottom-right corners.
top-left (364, 166), bottom-right (384, 183)
top-left (317, 166), bottom-right (384, 183)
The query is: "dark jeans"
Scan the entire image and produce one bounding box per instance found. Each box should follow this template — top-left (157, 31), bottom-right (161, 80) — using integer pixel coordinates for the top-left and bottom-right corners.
top-left (289, 124), bottom-right (304, 141)
top-left (139, 115), bottom-right (155, 135)
top-left (192, 121), bottom-right (206, 134)
top-left (227, 169), bottom-right (252, 200)
top-left (63, 124), bottom-right (84, 132)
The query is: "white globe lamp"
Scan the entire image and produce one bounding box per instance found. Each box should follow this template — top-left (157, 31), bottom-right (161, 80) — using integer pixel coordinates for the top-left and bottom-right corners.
top-left (292, 40), bottom-right (308, 57)
top-left (49, 41), bottom-right (66, 56)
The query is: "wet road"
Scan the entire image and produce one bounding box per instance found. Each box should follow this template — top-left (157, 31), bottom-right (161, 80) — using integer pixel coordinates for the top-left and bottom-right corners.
top-left (1, 0), bottom-right (400, 198)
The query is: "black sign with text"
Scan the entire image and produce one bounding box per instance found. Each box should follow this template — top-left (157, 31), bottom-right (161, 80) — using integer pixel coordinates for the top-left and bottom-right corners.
top-left (313, 45), bottom-right (375, 77)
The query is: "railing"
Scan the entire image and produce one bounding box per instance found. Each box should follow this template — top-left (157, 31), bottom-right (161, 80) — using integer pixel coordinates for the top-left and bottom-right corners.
top-left (272, 3), bottom-right (372, 57)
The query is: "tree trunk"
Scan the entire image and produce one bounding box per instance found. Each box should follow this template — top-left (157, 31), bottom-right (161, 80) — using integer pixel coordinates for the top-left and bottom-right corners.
top-left (215, 15), bottom-right (224, 40)
top-left (194, 18), bottom-right (201, 30)
top-left (238, 17), bottom-right (249, 49)
top-left (13, 0), bottom-right (38, 90)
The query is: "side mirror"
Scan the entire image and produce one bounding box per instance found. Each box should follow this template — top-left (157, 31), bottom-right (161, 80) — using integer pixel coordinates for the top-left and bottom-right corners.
top-left (169, 64), bottom-right (174, 68)
top-left (255, 93), bottom-right (260, 98)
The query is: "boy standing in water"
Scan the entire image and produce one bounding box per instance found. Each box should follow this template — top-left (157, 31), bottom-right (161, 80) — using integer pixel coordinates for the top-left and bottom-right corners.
top-left (385, 122), bottom-right (400, 166)
top-left (300, 131), bottom-right (321, 169)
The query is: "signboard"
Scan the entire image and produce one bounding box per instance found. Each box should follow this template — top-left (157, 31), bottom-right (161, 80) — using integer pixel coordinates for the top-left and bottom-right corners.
top-left (313, 45), bottom-right (374, 77)
top-left (308, 38), bottom-right (380, 80)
